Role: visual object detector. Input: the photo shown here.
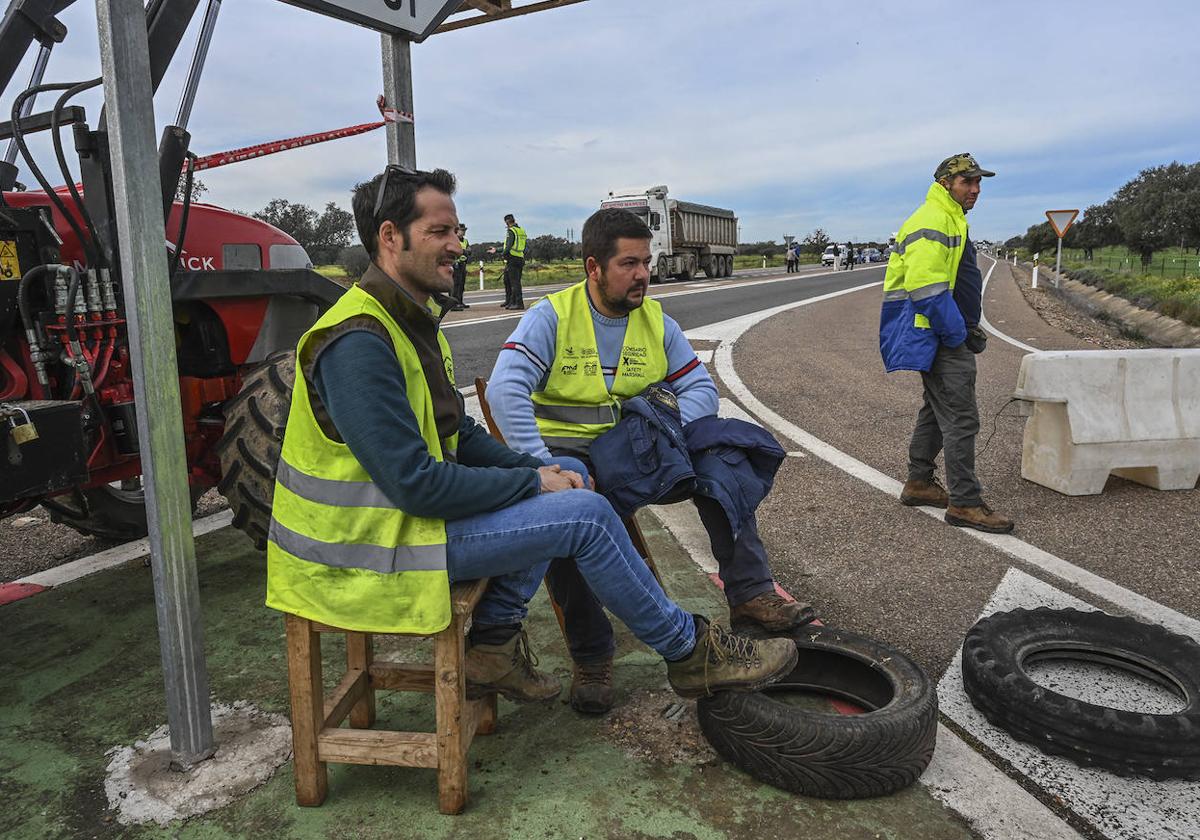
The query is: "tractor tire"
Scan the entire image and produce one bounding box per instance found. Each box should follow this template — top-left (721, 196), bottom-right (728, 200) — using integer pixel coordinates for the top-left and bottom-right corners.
top-left (216, 351), bottom-right (294, 551)
top-left (45, 481), bottom-right (203, 542)
top-left (696, 624), bottom-right (937, 799)
top-left (962, 607), bottom-right (1200, 780)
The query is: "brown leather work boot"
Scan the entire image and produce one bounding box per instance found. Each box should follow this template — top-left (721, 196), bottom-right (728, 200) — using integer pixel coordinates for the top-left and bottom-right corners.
top-left (465, 630), bottom-right (561, 702)
top-left (666, 615), bottom-right (799, 699)
top-left (729, 591), bottom-right (817, 633)
top-left (569, 658), bottom-right (614, 715)
top-left (945, 503), bottom-right (1015, 534)
top-left (900, 477), bottom-right (950, 508)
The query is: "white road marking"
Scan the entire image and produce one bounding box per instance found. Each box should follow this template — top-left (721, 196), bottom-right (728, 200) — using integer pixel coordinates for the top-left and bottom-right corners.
top-left (16, 510), bottom-right (234, 588)
top-left (694, 286), bottom-right (1200, 645)
top-left (979, 255), bottom-right (1039, 353)
top-left (939, 568), bottom-right (1200, 840)
top-left (693, 348), bottom-right (714, 364)
top-left (444, 265), bottom-right (882, 330)
top-left (922, 722), bottom-right (1084, 840)
top-left (716, 396), bottom-right (756, 425)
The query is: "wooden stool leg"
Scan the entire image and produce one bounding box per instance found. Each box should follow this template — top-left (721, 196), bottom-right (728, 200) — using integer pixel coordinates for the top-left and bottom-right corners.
top-left (285, 614), bottom-right (328, 806)
top-left (624, 514), bottom-right (665, 588)
top-left (476, 693), bottom-right (498, 736)
top-left (434, 617), bottom-right (469, 815)
top-left (346, 632), bottom-right (376, 728)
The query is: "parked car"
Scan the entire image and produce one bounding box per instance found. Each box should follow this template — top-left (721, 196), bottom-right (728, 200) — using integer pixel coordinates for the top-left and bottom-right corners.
top-left (821, 245), bottom-right (839, 267)
top-left (861, 247), bottom-right (883, 263)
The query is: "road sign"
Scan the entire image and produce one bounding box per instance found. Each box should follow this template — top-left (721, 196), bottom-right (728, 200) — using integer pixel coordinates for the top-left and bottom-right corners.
top-left (1045, 209), bottom-right (1079, 239)
top-left (277, 0), bottom-right (462, 40)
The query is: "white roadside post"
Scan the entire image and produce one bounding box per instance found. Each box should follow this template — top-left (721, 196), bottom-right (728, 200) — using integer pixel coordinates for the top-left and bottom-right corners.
top-left (1032, 252), bottom-right (1040, 289)
top-left (1045, 209), bottom-right (1080, 290)
top-left (478, 260), bottom-right (484, 291)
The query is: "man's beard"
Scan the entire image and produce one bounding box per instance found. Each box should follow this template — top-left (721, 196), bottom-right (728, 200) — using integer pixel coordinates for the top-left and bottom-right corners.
top-left (598, 273), bottom-right (644, 314)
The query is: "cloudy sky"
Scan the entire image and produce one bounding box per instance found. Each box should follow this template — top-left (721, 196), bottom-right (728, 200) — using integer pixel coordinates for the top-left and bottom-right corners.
top-left (4, 0), bottom-right (1198, 245)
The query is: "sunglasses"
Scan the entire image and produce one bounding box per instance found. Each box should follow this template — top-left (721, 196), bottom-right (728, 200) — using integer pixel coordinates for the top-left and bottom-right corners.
top-left (372, 164), bottom-right (422, 220)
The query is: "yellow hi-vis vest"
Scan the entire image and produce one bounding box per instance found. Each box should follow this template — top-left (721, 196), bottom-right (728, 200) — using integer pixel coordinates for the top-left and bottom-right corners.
top-left (457, 236), bottom-right (469, 265)
top-left (266, 284), bottom-right (458, 634)
top-left (882, 182), bottom-right (968, 329)
top-left (507, 225), bottom-right (527, 259)
top-left (532, 281), bottom-right (666, 453)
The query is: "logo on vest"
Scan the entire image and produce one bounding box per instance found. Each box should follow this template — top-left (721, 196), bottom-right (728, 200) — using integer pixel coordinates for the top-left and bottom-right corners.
top-left (584, 361), bottom-right (598, 376)
top-left (444, 356), bottom-right (456, 385)
top-left (620, 344), bottom-right (648, 376)
top-left (560, 362), bottom-right (579, 375)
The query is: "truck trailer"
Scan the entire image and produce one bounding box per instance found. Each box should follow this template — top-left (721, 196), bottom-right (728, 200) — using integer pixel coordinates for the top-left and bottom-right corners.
top-left (600, 186), bottom-right (737, 282)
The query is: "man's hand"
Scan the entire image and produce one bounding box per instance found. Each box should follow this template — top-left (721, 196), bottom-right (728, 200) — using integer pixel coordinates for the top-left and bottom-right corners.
top-left (538, 464), bottom-right (585, 493)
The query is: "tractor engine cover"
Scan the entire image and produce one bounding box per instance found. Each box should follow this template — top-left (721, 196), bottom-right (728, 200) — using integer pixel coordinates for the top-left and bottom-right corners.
top-left (1, 400), bottom-right (89, 504)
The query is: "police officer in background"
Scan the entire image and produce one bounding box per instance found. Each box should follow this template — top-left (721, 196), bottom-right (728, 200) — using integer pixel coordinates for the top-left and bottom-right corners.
top-left (451, 224), bottom-right (469, 310)
top-left (502, 213), bottom-right (527, 310)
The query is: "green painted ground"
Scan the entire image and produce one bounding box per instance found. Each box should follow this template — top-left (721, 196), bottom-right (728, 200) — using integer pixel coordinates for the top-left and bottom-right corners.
top-left (0, 516), bottom-right (978, 839)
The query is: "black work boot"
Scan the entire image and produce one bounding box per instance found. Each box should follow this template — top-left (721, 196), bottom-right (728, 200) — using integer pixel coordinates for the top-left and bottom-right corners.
top-left (900, 477), bottom-right (950, 508)
top-left (569, 658), bottom-right (614, 715)
top-left (729, 591), bottom-right (817, 633)
top-left (666, 615), bottom-right (798, 699)
top-left (465, 629), bottom-right (561, 702)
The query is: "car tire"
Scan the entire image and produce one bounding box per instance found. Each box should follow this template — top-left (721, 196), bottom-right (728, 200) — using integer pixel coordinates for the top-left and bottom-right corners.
top-left (962, 607), bottom-right (1200, 780)
top-left (217, 351), bottom-right (294, 551)
top-left (696, 624), bottom-right (937, 799)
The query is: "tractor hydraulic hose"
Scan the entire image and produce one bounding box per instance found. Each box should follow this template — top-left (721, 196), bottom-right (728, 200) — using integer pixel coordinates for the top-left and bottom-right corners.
top-left (61, 266), bottom-right (94, 397)
top-left (51, 78), bottom-right (104, 269)
top-left (17, 264), bottom-right (52, 397)
top-left (11, 82), bottom-right (96, 264)
top-left (169, 152), bottom-right (197, 276)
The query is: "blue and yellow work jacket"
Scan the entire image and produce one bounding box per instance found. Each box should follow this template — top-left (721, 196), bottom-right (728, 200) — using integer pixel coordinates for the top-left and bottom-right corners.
top-left (879, 183), bottom-right (969, 372)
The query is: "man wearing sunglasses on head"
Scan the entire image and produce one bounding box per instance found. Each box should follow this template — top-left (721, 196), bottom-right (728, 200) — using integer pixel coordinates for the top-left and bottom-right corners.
top-left (264, 165), bottom-right (799, 704)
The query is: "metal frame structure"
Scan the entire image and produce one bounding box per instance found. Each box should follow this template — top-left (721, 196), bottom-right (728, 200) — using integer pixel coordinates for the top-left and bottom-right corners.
top-left (4, 0), bottom-right (585, 772)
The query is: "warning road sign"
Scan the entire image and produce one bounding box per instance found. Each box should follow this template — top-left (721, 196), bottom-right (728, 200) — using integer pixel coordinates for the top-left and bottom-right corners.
top-left (1045, 209), bottom-right (1079, 238)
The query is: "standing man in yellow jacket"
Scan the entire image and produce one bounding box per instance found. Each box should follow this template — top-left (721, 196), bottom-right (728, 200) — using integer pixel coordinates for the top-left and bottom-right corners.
top-left (879, 153), bottom-right (1013, 534)
top-left (265, 165), bottom-right (799, 706)
top-left (501, 213), bottom-right (527, 310)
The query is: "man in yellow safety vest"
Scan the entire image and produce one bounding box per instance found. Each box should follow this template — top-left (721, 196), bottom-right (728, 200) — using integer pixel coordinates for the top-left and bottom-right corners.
top-left (501, 213), bottom-right (527, 310)
top-left (265, 165), bottom-right (799, 705)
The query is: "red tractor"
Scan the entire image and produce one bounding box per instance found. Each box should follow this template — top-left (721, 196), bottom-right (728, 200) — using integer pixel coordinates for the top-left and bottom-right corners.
top-left (1, 0), bottom-right (343, 543)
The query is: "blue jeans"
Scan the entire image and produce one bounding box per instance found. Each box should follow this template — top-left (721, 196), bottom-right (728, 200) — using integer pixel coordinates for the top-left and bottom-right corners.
top-left (546, 453), bottom-right (775, 664)
top-left (444, 478), bottom-right (695, 662)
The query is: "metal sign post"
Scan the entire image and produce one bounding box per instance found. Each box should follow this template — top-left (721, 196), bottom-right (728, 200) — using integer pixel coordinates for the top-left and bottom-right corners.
top-left (96, 0), bottom-right (214, 769)
top-left (381, 34), bottom-right (415, 167)
top-left (1045, 209), bottom-right (1079, 290)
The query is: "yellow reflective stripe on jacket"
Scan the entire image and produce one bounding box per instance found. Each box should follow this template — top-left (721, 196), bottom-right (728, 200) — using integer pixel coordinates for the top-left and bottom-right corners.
top-left (531, 281), bottom-right (667, 447)
top-left (881, 182), bottom-right (967, 330)
top-left (266, 283), bottom-right (454, 634)
top-left (508, 225), bottom-right (527, 259)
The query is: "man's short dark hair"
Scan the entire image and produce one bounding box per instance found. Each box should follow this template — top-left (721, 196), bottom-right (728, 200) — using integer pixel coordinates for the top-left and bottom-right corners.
top-left (352, 167), bottom-right (456, 258)
top-left (581, 208), bottom-right (652, 270)
top-left (504, 213), bottom-right (515, 224)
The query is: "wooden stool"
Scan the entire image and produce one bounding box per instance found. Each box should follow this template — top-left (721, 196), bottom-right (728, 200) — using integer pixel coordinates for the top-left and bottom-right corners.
top-left (284, 578), bottom-right (497, 815)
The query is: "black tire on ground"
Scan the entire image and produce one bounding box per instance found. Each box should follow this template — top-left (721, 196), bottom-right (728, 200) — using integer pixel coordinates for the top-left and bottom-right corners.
top-left (216, 351), bottom-right (294, 551)
top-left (45, 481), bottom-right (204, 541)
top-left (962, 607), bottom-right (1200, 780)
top-left (655, 256), bottom-right (669, 284)
top-left (723, 255), bottom-right (733, 277)
top-left (696, 624), bottom-right (937, 799)
top-left (704, 257), bottom-right (718, 279)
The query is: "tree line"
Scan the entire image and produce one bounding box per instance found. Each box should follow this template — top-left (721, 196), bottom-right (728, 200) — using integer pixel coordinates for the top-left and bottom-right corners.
top-left (1005, 160), bottom-right (1200, 266)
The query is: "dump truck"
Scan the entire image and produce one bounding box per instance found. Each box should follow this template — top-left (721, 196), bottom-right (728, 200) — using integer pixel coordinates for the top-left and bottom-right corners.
top-left (600, 186), bottom-right (737, 282)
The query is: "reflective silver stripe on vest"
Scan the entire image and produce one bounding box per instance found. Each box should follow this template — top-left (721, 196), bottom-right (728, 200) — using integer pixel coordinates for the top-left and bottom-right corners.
top-left (268, 518), bottom-right (446, 574)
top-left (276, 459), bottom-right (396, 509)
top-left (908, 281), bottom-right (951, 301)
top-left (882, 289), bottom-right (909, 301)
top-left (534, 402), bottom-right (619, 425)
top-left (542, 435), bottom-right (595, 455)
top-left (895, 228), bottom-right (962, 254)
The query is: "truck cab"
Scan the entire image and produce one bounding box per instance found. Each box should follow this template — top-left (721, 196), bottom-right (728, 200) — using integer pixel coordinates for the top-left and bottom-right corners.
top-left (600, 185), bottom-right (737, 282)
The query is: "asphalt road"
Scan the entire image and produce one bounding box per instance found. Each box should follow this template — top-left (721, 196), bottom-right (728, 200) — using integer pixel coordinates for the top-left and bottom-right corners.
top-left (443, 263), bottom-right (886, 387)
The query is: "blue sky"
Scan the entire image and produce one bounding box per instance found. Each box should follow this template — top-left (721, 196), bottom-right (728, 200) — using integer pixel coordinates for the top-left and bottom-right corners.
top-left (4, 0), bottom-right (1198, 246)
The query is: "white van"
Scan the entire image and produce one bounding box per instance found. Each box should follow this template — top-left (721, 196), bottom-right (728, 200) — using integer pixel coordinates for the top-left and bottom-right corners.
top-left (821, 244), bottom-right (839, 267)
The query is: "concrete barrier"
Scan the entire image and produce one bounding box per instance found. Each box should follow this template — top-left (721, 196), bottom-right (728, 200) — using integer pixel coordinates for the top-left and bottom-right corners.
top-left (1014, 349), bottom-right (1200, 495)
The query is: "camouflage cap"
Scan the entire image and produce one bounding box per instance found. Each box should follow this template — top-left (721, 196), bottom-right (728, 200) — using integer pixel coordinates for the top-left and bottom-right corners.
top-left (934, 153), bottom-right (995, 181)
